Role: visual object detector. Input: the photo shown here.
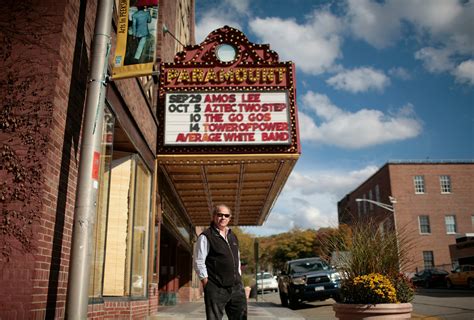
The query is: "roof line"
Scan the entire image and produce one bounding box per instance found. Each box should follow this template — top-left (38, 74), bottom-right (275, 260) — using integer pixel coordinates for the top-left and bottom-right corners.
top-left (388, 159), bottom-right (474, 164)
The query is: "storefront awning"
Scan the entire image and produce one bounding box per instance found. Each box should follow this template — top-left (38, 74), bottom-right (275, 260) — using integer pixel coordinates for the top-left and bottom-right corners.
top-left (158, 154), bottom-right (298, 226)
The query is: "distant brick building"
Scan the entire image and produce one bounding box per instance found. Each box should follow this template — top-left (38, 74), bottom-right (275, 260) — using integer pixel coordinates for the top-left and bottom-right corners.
top-left (338, 161), bottom-right (474, 273)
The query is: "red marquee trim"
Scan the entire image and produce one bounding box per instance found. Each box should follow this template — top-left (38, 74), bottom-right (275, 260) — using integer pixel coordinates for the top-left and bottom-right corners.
top-left (173, 25), bottom-right (280, 66)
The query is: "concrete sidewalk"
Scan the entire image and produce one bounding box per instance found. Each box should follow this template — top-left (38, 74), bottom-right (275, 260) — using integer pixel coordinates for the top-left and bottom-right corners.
top-left (148, 298), bottom-right (305, 319)
top-left (148, 298), bottom-right (438, 320)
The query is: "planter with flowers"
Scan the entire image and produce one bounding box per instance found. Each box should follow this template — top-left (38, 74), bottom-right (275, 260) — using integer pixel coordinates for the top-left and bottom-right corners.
top-left (326, 218), bottom-right (415, 319)
top-left (241, 273), bottom-right (255, 300)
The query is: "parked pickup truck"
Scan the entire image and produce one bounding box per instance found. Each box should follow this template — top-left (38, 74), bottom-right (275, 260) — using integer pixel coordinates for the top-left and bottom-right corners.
top-left (278, 257), bottom-right (341, 308)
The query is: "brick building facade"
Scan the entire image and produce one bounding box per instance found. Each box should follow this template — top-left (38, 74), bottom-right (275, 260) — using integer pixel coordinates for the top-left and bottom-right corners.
top-left (0, 0), bottom-right (197, 318)
top-left (338, 161), bottom-right (474, 274)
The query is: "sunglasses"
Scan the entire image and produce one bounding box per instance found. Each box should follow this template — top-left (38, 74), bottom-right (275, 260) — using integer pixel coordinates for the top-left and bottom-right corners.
top-left (216, 213), bottom-right (231, 218)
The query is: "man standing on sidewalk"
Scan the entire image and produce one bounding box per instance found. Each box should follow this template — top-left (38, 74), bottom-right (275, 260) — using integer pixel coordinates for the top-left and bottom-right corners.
top-left (194, 204), bottom-right (247, 320)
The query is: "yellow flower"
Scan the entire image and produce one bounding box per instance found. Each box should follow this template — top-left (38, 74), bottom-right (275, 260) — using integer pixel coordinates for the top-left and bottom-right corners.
top-left (343, 273), bottom-right (398, 304)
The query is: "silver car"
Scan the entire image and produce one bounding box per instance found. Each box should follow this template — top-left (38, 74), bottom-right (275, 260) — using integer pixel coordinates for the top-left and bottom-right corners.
top-left (256, 272), bottom-right (279, 293)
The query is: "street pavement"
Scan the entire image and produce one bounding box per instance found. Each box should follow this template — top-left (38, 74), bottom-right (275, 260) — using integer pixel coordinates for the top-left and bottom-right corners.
top-left (148, 297), bottom-right (305, 320)
top-left (148, 295), bottom-right (440, 319)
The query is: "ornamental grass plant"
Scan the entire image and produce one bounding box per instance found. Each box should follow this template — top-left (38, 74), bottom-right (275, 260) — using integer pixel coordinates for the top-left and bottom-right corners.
top-left (241, 273), bottom-right (255, 288)
top-left (326, 218), bottom-right (415, 304)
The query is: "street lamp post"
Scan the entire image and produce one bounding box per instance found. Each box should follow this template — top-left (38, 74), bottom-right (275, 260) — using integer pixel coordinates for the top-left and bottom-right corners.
top-left (355, 198), bottom-right (395, 213)
top-left (355, 197), bottom-right (400, 271)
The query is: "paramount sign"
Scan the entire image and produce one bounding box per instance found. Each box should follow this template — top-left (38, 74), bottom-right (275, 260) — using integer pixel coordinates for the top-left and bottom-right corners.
top-left (164, 67), bottom-right (287, 86)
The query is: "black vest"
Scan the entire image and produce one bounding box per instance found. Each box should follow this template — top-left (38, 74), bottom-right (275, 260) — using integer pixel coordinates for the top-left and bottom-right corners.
top-left (202, 225), bottom-right (241, 287)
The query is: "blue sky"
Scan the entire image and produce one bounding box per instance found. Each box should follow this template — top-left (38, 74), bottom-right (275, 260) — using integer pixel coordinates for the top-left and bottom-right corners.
top-left (194, 0), bottom-right (474, 235)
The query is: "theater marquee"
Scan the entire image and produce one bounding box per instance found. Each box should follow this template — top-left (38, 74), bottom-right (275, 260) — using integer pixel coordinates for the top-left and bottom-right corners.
top-left (157, 26), bottom-right (300, 227)
top-left (158, 26), bottom-right (300, 154)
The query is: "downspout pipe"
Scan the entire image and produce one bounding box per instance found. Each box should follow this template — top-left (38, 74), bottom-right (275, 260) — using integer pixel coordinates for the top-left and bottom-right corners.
top-left (66, 0), bottom-right (113, 318)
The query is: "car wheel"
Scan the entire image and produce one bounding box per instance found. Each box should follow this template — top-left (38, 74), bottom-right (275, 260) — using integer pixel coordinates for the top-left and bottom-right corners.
top-left (469, 278), bottom-right (474, 290)
top-left (424, 280), bottom-right (430, 288)
top-left (289, 295), bottom-right (300, 309)
top-left (279, 291), bottom-right (289, 307)
top-left (446, 279), bottom-right (453, 289)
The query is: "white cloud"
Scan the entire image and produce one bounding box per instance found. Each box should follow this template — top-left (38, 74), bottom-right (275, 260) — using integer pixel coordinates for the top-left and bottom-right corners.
top-left (346, 0), bottom-right (402, 48)
top-left (414, 47), bottom-right (454, 73)
top-left (346, 0), bottom-right (471, 50)
top-left (223, 0), bottom-right (250, 14)
top-left (389, 67), bottom-right (411, 80)
top-left (452, 60), bottom-right (474, 86)
top-left (287, 166), bottom-right (379, 196)
top-left (326, 67), bottom-right (390, 93)
top-left (249, 9), bottom-right (344, 75)
top-left (346, 0), bottom-right (474, 81)
top-left (400, 0), bottom-right (463, 33)
top-left (299, 91), bottom-right (422, 149)
top-left (195, 9), bottom-right (243, 43)
top-left (244, 165), bottom-right (379, 236)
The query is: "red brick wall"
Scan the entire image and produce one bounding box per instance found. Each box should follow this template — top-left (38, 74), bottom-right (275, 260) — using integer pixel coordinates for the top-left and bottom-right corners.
top-left (88, 303), bottom-right (105, 319)
top-left (389, 163), bottom-right (474, 271)
top-left (1, 0), bottom-right (195, 318)
top-left (0, 251), bottom-right (35, 319)
top-left (148, 283), bottom-right (159, 314)
top-left (0, 0), bottom-right (96, 318)
top-left (157, 0), bottom-right (180, 62)
top-left (111, 78), bottom-right (158, 151)
top-left (33, 1), bottom-right (98, 318)
top-left (338, 164), bottom-right (392, 225)
top-left (86, 287), bottom-right (158, 320)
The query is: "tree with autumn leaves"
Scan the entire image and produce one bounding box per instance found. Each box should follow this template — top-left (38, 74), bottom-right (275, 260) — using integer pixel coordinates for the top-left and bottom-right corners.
top-left (233, 225), bottom-right (352, 275)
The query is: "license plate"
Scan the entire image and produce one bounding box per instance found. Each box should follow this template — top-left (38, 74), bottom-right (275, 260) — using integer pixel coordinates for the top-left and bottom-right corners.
top-left (315, 286), bottom-right (324, 291)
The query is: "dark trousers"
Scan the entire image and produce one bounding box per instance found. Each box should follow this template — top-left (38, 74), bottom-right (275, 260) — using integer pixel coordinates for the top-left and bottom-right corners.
top-left (204, 281), bottom-right (247, 320)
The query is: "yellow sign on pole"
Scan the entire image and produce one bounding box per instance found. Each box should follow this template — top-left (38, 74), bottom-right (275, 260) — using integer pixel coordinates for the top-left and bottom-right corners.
top-left (112, 0), bottom-right (158, 80)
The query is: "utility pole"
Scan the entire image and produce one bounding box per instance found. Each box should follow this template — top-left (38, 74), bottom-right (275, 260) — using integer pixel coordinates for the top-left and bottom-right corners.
top-left (355, 197), bottom-right (399, 271)
top-left (254, 239), bottom-right (259, 302)
top-left (66, 1), bottom-right (113, 318)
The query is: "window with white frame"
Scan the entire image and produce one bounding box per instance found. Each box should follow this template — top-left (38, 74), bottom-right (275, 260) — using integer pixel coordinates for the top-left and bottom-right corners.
top-left (375, 184), bottom-right (380, 202)
top-left (418, 215), bottom-right (431, 234)
top-left (445, 215), bottom-right (457, 234)
top-left (414, 175), bottom-right (425, 194)
top-left (423, 251), bottom-right (434, 269)
top-left (440, 175), bottom-right (451, 193)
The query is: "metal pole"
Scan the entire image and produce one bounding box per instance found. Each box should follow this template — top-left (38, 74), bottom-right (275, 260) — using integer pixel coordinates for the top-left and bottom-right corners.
top-left (254, 239), bottom-right (259, 302)
top-left (66, 1), bottom-right (113, 318)
top-left (392, 203), bottom-right (400, 272)
top-left (355, 198), bottom-right (400, 271)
